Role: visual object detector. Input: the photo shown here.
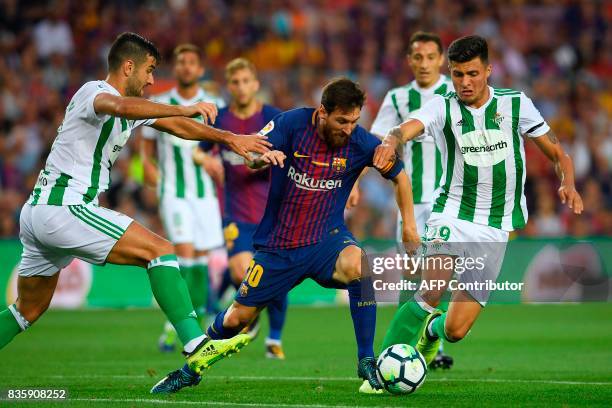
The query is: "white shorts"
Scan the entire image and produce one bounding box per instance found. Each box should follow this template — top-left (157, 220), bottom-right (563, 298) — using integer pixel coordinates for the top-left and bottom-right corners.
top-left (18, 203), bottom-right (133, 277)
top-left (422, 213), bottom-right (509, 306)
top-left (159, 196), bottom-right (223, 251)
top-left (396, 203), bottom-right (432, 244)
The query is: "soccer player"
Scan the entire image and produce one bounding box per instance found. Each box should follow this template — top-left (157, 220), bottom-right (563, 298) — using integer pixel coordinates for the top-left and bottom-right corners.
top-left (374, 36), bottom-right (583, 366)
top-left (368, 31), bottom-right (454, 370)
top-left (198, 58), bottom-right (289, 359)
top-left (141, 44), bottom-right (225, 352)
top-left (0, 33), bottom-right (270, 381)
top-left (152, 78), bottom-right (421, 394)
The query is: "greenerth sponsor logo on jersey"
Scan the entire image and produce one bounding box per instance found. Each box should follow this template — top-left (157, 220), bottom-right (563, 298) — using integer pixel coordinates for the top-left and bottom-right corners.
top-left (460, 140), bottom-right (508, 154)
top-left (287, 166), bottom-right (342, 191)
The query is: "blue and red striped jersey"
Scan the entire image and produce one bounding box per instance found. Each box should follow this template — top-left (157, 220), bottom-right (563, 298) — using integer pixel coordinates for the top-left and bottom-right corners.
top-left (253, 107), bottom-right (403, 250)
top-left (201, 104), bottom-right (282, 224)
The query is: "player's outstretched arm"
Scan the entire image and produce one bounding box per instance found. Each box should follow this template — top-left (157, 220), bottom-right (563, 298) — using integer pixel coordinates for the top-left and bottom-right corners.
top-left (532, 131), bottom-right (583, 214)
top-left (140, 138), bottom-right (159, 188)
top-left (390, 170), bottom-right (421, 252)
top-left (373, 119), bottom-right (425, 170)
top-left (151, 117), bottom-right (272, 161)
top-left (245, 150), bottom-right (286, 170)
top-left (94, 93), bottom-right (218, 122)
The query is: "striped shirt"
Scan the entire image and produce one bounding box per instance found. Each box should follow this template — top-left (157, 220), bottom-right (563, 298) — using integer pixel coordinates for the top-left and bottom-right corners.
top-left (253, 108), bottom-right (404, 249)
top-left (141, 88), bottom-right (225, 200)
top-left (28, 81), bottom-right (156, 206)
top-left (371, 76), bottom-right (453, 204)
top-left (411, 87), bottom-right (550, 231)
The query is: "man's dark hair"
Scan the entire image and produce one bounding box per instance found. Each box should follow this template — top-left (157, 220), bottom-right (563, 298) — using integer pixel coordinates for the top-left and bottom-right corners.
top-left (321, 78), bottom-right (366, 113)
top-left (448, 35), bottom-right (488, 63)
top-left (409, 31), bottom-right (443, 54)
top-left (108, 32), bottom-right (161, 72)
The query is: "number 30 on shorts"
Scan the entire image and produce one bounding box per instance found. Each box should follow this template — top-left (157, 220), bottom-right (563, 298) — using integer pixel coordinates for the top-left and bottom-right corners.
top-left (244, 260), bottom-right (264, 287)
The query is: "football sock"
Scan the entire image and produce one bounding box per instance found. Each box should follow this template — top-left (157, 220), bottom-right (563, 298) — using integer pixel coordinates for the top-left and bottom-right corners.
top-left (206, 309), bottom-right (241, 339)
top-left (381, 293), bottom-right (435, 350)
top-left (147, 255), bottom-right (203, 345)
top-left (428, 312), bottom-right (457, 343)
top-left (437, 300), bottom-right (449, 352)
top-left (347, 278), bottom-right (376, 360)
top-left (189, 256), bottom-right (209, 319)
top-left (267, 295), bottom-right (288, 341)
top-left (0, 305), bottom-right (29, 349)
top-left (183, 334), bottom-right (207, 354)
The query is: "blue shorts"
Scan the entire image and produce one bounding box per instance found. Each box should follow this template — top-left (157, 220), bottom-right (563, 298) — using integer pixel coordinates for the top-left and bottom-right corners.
top-left (235, 227), bottom-right (359, 307)
top-left (223, 219), bottom-right (258, 258)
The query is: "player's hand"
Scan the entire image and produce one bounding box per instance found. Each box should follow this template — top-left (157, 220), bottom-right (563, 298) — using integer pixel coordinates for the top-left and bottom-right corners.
top-left (194, 149), bottom-right (225, 186)
top-left (558, 184), bottom-right (583, 215)
top-left (182, 102), bottom-right (218, 124)
top-left (373, 138), bottom-right (399, 170)
top-left (402, 225), bottom-right (421, 256)
top-left (346, 183), bottom-right (361, 209)
top-left (258, 150), bottom-right (286, 168)
top-left (227, 133), bottom-right (272, 161)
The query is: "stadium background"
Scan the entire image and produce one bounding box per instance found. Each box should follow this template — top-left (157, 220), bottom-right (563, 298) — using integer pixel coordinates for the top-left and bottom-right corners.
top-left (0, 0), bottom-right (610, 307)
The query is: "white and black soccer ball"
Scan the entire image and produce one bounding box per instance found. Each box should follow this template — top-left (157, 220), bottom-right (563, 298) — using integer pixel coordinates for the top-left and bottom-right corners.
top-left (376, 344), bottom-right (427, 395)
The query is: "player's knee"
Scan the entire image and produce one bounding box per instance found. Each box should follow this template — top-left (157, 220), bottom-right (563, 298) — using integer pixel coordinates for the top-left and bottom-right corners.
top-left (223, 305), bottom-right (253, 330)
top-left (229, 262), bottom-right (247, 284)
top-left (419, 290), bottom-right (443, 308)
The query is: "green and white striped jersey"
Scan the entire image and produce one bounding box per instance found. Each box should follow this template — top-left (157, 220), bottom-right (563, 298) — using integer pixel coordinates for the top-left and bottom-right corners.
top-left (411, 86), bottom-right (550, 231)
top-left (371, 76), bottom-right (453, 204)
top-left (28, 81), bottom-right (156, 206)
top-left (141, 88), bottom-right (225, 200)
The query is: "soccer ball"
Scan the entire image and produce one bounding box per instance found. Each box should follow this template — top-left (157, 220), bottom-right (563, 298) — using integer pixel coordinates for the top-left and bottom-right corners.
top-left (376, 344), bottom-right (427, 395)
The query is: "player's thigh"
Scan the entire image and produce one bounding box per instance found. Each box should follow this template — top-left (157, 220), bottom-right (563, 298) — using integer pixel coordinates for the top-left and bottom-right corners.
top-left (445, 289), bottom-right (483, 341)
top-left (159, 197), bottom-right (195, 246)
top-left (192, 197), bottom-right (224, 251)
top-left (107, 221), bottom-right (173, 268)
top-left (307, 230), bottom-right (361, 288)
top-left (235, 250), bottom-right (304, 308)
top-left (228, 251), bottom-right (253, 283)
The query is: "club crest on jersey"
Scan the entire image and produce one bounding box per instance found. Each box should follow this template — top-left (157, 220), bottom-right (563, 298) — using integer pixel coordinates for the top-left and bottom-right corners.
top-left (259, 120), bottom-right (274, 136)
top-left (332, 157), bottom-right (347, 172)
top-left (493, 112), bottom-right (504, 126)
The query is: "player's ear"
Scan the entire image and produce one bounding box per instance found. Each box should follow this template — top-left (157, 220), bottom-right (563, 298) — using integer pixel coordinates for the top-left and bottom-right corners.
top-left (253, 78), bottom-right (260, 93)
top-left (123, 59), bottom-right (134, 77)
top-left (318, 104), bottom-right (327, 119)
top-left (485, 63), bottom-right (492, 79)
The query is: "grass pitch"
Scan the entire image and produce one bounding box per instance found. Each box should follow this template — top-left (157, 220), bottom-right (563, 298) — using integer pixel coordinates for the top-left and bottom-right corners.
top-left (1, 304), bottom-right (611, 407)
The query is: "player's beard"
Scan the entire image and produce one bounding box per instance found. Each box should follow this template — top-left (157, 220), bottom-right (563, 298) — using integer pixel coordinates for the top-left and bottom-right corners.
top-left (178, 77), bottom-right (198, 89)
top-left (322, 126), bottom-right (350, 148)
top-left (126, 75), bottom-right (145, 97)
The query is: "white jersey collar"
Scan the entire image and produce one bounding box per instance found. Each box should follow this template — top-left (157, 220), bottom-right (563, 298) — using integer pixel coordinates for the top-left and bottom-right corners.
top-left (411, 75), bottom-right (448, 94)
top-left (170, 87), bottom-right (205, 105)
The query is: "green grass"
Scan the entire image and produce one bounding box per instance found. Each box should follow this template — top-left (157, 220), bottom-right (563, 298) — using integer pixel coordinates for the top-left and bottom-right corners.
top-left (1, 304), bottom-right (611, 407)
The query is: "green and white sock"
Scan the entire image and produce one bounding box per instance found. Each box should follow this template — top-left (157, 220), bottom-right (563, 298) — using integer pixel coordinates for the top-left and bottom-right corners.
top-left (0, 304), bottom-right (30, 349)
top-left (381, 293), bottom-right (436, 349)
top-left (147, 255), bottom-right (203, 346)
top-left (190, 256), bottom-right (209, 320)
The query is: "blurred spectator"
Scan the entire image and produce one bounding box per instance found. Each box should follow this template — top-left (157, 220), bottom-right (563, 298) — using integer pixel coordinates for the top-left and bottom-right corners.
top-left (0, 0), bottom-right (609, 239)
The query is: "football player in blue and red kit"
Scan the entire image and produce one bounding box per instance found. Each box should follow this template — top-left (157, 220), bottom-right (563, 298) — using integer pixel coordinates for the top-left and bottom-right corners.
top-left (152, 78), bottom-right (420, 394)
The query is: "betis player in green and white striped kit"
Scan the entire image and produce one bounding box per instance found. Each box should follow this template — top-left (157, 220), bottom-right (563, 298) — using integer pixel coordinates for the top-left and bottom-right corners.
top-left (0, 33), bottom-right (271, 387)
top-left (376, 35), bottom-right (583, 368)
top-left (370, 33), bottom-right (453, 239)
top-left (142, 44), bottom-right (225, 352)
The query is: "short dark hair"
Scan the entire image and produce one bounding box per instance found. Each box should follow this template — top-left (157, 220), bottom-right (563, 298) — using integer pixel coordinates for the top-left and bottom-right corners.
top-left (448, 35), bottom-right (488, 64)
top-left (321, 78), bottom-right (366, 113)
top-left (409, 31), bottom-right (443, 54)
top-left (108, 32), bottom-right (161, 72)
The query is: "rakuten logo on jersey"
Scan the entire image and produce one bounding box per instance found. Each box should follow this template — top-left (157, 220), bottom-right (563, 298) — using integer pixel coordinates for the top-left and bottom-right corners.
top-left (287, 166), bottom-right (342, 191)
